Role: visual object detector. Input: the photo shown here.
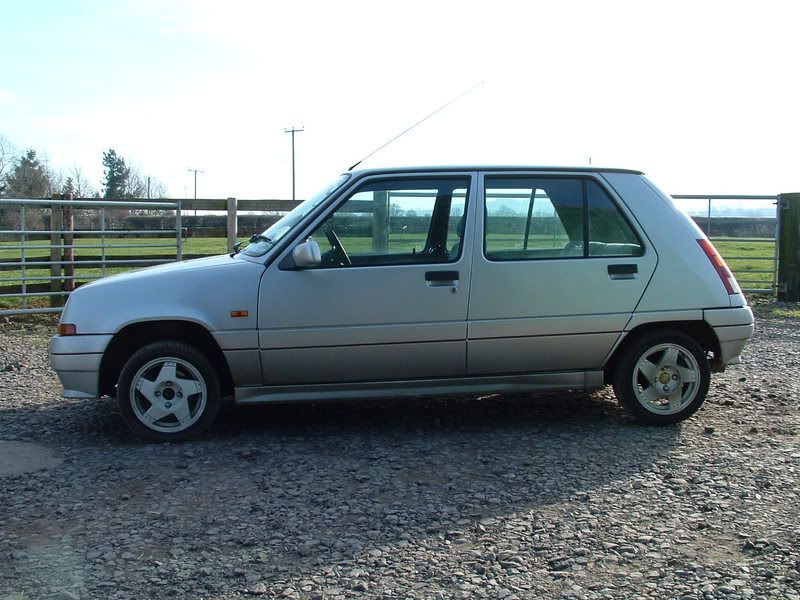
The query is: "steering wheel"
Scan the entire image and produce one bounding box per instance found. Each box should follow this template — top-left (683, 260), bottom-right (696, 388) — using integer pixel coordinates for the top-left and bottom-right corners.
top-left (325, 229), bottom-right (351, 266)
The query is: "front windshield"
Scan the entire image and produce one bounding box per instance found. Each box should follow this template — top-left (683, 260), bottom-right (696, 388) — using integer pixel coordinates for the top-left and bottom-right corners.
top-left (242, 173), bottom-right (351, 257)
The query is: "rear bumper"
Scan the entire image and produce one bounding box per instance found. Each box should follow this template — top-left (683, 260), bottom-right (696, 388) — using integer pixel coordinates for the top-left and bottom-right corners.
top-left (49, 334), bottom-right (112, 398)
top-left (704, 307), bottom-right (754, 366)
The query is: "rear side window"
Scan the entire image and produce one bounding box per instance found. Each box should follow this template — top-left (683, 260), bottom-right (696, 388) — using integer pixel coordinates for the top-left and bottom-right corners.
top-left (587, 180), bottom-right (642, 256)
top-left (484, 176), bottom-right (642, 261)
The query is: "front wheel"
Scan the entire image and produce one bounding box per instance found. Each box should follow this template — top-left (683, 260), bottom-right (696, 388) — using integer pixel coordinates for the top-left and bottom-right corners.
top-left (117, 341), bottom-right (221, 441)
top-left (612, 330), bottom-right (710, 425)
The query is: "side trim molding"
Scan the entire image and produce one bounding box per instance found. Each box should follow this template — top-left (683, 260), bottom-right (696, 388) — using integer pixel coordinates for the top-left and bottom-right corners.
top-left (234, 370), bottom-right (605, 404)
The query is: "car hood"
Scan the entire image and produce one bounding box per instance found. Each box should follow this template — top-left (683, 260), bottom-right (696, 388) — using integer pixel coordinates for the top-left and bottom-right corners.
top-left (60, 254), bottom-right (264, 334)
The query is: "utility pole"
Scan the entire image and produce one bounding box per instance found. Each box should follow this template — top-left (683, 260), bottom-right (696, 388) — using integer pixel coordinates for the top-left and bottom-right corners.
top-left (187, 168), bottom-right (203, 216)
top-left (284, 126), bottom-right (304, 201)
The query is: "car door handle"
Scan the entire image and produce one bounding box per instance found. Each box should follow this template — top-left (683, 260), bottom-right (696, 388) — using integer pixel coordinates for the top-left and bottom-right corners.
top-left (426, 270), bottom-right (459, 281)
top-left (608, 263), bottom-right (638, 280)
top-left (425, 270), bottom-right (459, 286)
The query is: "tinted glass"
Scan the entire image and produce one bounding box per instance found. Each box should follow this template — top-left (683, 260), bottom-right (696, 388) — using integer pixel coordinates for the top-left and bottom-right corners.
top-left (587, 180), bottom-right (643, 256)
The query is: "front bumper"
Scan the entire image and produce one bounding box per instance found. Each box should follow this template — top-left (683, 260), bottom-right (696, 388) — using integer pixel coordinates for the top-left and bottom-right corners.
top-left (49, 334), bottom-right (113, 398)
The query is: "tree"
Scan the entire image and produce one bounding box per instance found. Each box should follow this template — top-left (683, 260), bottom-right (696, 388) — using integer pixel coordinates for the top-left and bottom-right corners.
top-left (126, 165), bottom-right (168, 199)
top-left (0, 134), bottom-right (17, 196)
top-left (4, 149), bottom-right (51, 198)
top-left (102, 148), bottom-right (130, 198)
top-left (69, 165), bottom-right (96, 198)
top-left (62, 177), bottom-right (75, 196)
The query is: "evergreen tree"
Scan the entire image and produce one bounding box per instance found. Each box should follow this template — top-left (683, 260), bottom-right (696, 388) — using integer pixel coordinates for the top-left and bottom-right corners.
top-left (102, 149), bottom-right (130, 198)
top-left (62, 177), bottom-right (75, 196)
top-left (5, 149), bottom-right (50, 198)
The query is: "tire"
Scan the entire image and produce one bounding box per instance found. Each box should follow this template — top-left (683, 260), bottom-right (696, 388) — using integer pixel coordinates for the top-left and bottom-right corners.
top-left (117, 340), bottom-right (221, 442)
top-left (612, 330), bottom-right (710, 425)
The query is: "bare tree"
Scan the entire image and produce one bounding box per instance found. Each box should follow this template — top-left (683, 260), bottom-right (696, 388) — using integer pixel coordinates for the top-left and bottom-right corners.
top-left (125, 166), bottom-right (148, 199)
top-left (69, 165), bottom-right (96, 198)
top-left (127, 165), bottom-right (168, 199)
top-left (147, 178), bottom-right (168, 199)
top-left (0, 134), bottom-right (18, 195)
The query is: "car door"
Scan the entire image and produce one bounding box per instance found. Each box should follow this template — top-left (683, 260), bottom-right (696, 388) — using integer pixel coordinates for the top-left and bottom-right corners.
top-left (257, 172), bottom-right (476, 384)
top-left (467, 171), bottom-right (657, 375)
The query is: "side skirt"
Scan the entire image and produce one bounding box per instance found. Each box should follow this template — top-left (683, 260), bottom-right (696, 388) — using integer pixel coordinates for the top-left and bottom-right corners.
top-left (234, 371), bottom-right (605, 405)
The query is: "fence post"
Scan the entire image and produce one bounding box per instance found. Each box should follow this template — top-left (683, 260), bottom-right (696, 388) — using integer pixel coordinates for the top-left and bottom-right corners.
top-left (227, 197), bottom-right (238, 252)
top-left (62, 194), bottom-right (75, 295)
top-left (777, 193), bottom-right (800, 301)
top-left (372, 191), bottom-right (389, 252)
top-left (49, 195), bottom-right (62, 307)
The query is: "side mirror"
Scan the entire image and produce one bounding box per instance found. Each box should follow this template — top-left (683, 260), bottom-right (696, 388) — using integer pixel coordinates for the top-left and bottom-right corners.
top-left (292, 240), bottom-right (321, 268)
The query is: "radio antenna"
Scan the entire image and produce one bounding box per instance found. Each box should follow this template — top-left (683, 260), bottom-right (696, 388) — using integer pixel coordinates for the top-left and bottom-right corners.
top-left (347, 81), bottom-right (484, 171)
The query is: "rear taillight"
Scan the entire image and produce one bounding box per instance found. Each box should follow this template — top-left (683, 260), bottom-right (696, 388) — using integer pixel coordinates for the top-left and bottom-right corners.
top-left (697, 239), bottom-right (740, 295)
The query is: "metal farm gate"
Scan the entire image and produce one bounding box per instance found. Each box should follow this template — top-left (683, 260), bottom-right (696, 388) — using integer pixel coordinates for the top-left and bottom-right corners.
top-left (0, 198), bottom-right (182, 315)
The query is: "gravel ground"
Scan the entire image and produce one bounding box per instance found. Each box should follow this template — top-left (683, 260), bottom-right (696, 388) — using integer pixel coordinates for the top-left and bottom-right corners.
top-left (1, 313), bottom-right (799, 600)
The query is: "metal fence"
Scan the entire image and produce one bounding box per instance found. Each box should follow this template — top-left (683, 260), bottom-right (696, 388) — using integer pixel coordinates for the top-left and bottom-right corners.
top-left (0, 198), bottom-right (182, 315)
top-left (0, 193), bottom-right (782, 316)
top-left (672, 195), bottom-right (778, 294)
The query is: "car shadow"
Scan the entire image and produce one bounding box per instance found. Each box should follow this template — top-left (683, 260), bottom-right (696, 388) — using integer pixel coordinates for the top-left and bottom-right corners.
top-left (2, 389), bottom-right (683, 591)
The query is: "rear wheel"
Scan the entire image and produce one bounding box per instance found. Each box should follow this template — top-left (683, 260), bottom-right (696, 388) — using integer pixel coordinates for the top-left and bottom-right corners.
top-left (612, 330), bottom-right (710, 424)
top-left (117, 341), bottom-right (221, 441)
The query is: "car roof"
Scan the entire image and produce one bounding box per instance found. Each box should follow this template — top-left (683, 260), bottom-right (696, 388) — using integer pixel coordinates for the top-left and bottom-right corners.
top-left (347, 165), bottom-right (644, 177)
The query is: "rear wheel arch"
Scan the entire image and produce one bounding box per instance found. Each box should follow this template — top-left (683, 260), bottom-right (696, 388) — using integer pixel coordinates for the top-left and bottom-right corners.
top-left (610, 328), bottom-right (711, 424)
top-left (99, 320), bottom-right (234, 398)
top-left (604, 320), bottom-right (721, 384)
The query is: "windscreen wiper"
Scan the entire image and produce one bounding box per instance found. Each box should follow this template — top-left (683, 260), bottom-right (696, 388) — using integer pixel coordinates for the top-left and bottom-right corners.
top-left (231, 234), bottom-right (273, 256)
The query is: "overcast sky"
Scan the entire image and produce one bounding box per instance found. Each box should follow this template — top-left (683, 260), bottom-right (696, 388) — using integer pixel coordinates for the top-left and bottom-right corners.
top-left (1, 0), bottom-right (798, 200)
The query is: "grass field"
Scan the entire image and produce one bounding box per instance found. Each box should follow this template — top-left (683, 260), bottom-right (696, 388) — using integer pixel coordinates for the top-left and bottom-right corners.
top-left (1, 235), bottom-right (777, 310)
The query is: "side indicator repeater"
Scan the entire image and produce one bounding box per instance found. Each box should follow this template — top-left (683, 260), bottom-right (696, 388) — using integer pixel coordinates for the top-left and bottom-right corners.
top-left (57, 323), bottom-right (77, 336)
top-left (230, 310), bottom-right (249, 318)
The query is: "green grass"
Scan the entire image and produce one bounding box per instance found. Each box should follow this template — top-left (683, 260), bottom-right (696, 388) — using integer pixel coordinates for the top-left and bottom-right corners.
top-left (749, 297), bottom-right (800, 319)
top-left (713, 238), bottom-right (775, 289)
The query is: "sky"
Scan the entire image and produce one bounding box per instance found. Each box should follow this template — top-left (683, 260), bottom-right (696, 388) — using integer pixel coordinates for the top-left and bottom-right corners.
top-left (0, 0), bottom-right (798, 200)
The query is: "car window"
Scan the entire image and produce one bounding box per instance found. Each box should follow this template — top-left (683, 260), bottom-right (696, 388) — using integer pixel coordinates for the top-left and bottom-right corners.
top-left (485, 178), bottom-right (583, 260)
top-left (587, 180), bottom-right (643, 256)
top-left (307, 177), bottom-right (470, 267)
top-left (484, 176), bottom-right (642, 260)
top-left (242, 173), bottom-right (350, 257)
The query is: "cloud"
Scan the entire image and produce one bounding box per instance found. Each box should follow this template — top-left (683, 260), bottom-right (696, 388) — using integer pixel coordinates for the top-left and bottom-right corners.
top-left (0, 89), bottom-right (12, 105)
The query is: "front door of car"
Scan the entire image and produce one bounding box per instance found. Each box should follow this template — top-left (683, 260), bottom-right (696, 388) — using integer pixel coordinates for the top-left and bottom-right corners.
top-left (257, 173), bottom-right (476, 385)
top-left (466, 172), bottom-right (658, 375)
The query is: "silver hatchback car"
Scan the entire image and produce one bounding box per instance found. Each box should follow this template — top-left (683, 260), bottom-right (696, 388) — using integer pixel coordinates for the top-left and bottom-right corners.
top-left (50, 167), bottom-right (754, 441)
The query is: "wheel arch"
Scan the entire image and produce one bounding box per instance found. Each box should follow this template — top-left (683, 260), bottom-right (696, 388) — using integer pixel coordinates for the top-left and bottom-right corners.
top-left (603, 320), bottom-right (722, 384)
top-left (99, 320), bottom-right (234, 398)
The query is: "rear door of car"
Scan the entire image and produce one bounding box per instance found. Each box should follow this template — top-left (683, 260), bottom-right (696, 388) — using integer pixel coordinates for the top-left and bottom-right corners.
top-left (257, 172), bottom-right (476, 384)
top-left (466, 170), bottom-right (658, 375)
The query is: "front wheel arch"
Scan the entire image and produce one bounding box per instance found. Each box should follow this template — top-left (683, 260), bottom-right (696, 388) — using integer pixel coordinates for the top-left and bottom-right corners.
top-left (117, 340), bottom-right (221, 441)
top-left (99, 320), bottom-right (233, 398)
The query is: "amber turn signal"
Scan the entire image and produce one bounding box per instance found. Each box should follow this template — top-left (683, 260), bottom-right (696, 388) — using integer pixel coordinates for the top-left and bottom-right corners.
top-left (57, 323), bottom-right (77, 336)
top-left (230, 310), bottom-right (249, 318)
